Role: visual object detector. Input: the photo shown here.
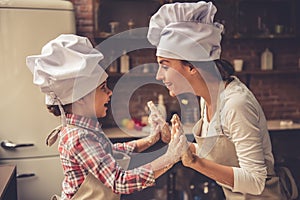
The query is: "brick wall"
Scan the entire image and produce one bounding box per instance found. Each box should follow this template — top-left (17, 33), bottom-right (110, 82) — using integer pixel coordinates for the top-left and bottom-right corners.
top-left (71, 1), bottom-right (300, 126)
top-left (69, 0), bottom-right (95, 41)
top-left (222, 39), bottom-right (300, 121)
top-left (253, 74), bottom-right (300, 119)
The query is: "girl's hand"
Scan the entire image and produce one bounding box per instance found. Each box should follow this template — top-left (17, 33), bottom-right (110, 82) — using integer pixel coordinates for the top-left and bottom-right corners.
top-left (170, 114), bottom-right (195, 166)
top-left (160, 123), bottom-right (171, 143)
top-left (147, 101), bottom-right (171, 143)
top-left (147, 125), bottom-right (161, 145)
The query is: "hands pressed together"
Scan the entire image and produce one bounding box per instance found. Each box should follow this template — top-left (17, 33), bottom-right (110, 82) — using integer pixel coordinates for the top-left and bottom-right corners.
top-left (147, 101), bottom-right (195, 170)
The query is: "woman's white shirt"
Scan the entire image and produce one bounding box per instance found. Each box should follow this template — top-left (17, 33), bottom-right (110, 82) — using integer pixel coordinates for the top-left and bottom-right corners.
top-left (200, 77), bottom-right (274, 195)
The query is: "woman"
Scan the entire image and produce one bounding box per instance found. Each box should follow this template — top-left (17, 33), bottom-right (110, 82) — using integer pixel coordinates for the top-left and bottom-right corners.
top-left (147, 1), bottom-right (297, 199)
top-left (26, 34), bottom-right (187, 200)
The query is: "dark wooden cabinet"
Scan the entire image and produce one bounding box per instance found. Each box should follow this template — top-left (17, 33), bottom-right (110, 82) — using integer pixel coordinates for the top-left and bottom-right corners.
top-left (269, 129), bottom-right (300, 195)
top-left (212, 0), bottom-right (299, 39)
top-left (0, 165), bottom-right (17, 200)
top-left (110, 134), bottom-right (225, 200)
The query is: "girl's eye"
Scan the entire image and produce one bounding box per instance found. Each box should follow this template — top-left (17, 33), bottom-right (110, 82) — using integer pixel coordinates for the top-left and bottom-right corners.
top-left (100, 83), bottom-right (108, 91)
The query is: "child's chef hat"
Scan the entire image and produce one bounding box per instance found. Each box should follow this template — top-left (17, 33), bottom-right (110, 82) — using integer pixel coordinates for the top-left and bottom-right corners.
top-left (26, 34), bottom-right (108, 106)
top-left (147, 1), bottom-right (223, 61)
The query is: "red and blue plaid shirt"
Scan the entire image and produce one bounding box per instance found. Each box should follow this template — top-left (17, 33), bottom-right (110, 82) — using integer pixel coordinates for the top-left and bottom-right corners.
top-left (58, 114), bottom-right (155, 199)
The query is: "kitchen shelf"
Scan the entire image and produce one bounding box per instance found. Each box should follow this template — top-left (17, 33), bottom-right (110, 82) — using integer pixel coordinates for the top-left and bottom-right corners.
top-left (236, 69), bottom-right (300, 75)
top-left (94, 30), bottom-right (150, 41)
top-left (235, 69), bottom-right (300, 87)
top-left (108, 69), bottom-right (300, 90)
top-left (108, 72), bottom-right (156, 77)
top-left (239, 0), bottom-right (295, 3)
top-left (108, 69), bottom-right (300, 79)
top-left (226, 33), bottom-right (299, 40)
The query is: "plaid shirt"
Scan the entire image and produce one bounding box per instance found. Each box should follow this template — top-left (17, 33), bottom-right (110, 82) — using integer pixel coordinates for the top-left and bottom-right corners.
top-left (59, 114), bottom-right (155, 199)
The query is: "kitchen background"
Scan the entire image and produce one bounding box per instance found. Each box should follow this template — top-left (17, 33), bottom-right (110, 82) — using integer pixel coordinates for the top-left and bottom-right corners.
top-left (69, 0), bottom-right (300, 199)
top-left (70, 0), bottom-right (300, 126)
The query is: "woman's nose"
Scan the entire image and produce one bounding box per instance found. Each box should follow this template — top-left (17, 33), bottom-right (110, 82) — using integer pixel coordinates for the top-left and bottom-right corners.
top-left (156, 67), bottom-right (164, 80)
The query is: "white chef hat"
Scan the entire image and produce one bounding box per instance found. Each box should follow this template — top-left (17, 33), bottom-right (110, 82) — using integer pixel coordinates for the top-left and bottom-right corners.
top-left (26, 34), bottom-right (108, 106)
top-left (147, 1), bottom-right (223, 61)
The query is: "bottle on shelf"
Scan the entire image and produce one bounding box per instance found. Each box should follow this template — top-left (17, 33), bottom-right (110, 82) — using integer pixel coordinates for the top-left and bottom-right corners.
top-left (127, 19), bottom-right (135, 30)
top-left (120, 50), bottom-right (130, 73)
top-left (108, 50), bottom-right (118, 73)
top-left (261, 48), bottom-right (273, 70)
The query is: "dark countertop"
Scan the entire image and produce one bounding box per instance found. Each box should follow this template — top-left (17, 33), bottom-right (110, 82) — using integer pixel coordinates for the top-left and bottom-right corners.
top-left (104, 120), bottom-right (300, 139)
top-left (267, 120), bottom-right (300, 131)
top-left (0, 165), bottom-right (17, 200)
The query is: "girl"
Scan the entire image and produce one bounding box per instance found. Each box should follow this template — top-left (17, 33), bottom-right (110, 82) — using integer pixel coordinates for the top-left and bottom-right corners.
top-left (26, 34), bottom-right (187, 200)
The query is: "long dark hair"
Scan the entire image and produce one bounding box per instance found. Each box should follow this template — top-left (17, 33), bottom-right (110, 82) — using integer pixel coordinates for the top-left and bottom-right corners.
top-left (214, 59), bottom-right (234, 83)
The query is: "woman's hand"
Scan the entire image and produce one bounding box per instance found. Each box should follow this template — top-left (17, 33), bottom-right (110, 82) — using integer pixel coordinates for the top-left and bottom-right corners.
top-left (170, 114), bottom-right (196, 167)
top-left (171, 115), bottom-right (195, 167)
top-left (147, 101), bottom-right (171, 143)
top-left (170, 114), bottom-right (184, 136)
top-left (181, 146), bottom-right (196, 167)
top-left (166, 114), bottom-right (189, 163)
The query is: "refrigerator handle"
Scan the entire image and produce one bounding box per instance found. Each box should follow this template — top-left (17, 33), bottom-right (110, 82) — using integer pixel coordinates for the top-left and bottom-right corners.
top-left (17, 173), bottom-right (36, 179)
top-left (1, 140), bottom-right (34, 150)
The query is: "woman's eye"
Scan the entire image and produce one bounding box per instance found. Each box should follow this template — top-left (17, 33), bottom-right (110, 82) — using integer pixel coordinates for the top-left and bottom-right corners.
top-left (161, 65), bottom-right (169, 70)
